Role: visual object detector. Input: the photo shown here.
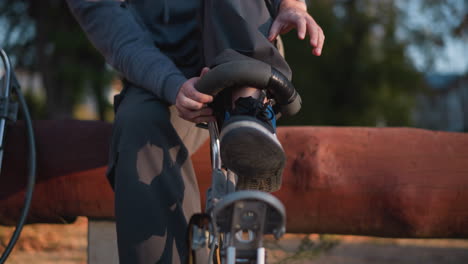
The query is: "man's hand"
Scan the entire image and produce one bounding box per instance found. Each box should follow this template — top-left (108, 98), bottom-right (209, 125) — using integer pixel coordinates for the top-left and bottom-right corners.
top-left (175, 67), bottom-right (215, 123)
top-left (269, 0), bottom-right (325, 56)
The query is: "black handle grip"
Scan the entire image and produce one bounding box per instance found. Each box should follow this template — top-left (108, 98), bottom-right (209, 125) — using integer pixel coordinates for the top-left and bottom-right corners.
top-left (195, 60), bottom-right (301, 116)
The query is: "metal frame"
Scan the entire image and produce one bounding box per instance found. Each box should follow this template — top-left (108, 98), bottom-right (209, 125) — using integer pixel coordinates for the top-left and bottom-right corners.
top-left (0, 48), bottom-right (37, 264)
top-left (0, 49), bottom-right (13, 173)
top-left (202, 120), bottom-right (286, 264)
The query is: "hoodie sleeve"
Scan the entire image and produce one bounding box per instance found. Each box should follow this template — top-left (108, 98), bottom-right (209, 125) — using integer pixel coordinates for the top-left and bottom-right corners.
top-left (66, 0), bottom-right (186, 104)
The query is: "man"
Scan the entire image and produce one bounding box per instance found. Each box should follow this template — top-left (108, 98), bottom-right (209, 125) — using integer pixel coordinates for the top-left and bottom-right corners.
top-left (66, 0), bottom-right (324, 263)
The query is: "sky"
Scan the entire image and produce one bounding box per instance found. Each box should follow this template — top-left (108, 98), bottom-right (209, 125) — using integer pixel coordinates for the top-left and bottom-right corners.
top-left (397, 0), bottom-right (468, 74)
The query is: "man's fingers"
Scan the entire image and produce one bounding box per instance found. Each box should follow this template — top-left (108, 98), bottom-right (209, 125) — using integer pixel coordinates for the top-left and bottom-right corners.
top-left (177, 106), bottom-right (215, 123)
top-left (306, 17), bottom-right (319, 48)
top-left (196, 107), bottom-right (213, 117)
top-left (179, 94), bottom-right (205, 110)
top-left (268, 20), bottom-right (281, 41)
top-left (314, 28), bottom-right (325, 56)
top-left (297, 18), bottom-right (307, 40)
top-left (281, 24), bottom-right (295, 35)
top-left (200, 67), bottom-right (210, 78)
top-left (175, 105), bottom-right (190, 120)
top-left (176, 76), bottom-right (216, 123)
top-left (271, 1), bottom-right (325, 55)
top-left (185, 85), bottom-right (213, 104)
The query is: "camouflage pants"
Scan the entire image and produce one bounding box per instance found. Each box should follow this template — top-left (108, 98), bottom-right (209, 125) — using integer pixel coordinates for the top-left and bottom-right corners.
top-left (107, 85), bottom-right (208, 264)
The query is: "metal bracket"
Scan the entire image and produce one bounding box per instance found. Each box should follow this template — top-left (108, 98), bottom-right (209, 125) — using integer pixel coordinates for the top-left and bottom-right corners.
top-left (212, 190), bottom-right (286, 263)
top-left (0, 97), bottom-right (18, 122)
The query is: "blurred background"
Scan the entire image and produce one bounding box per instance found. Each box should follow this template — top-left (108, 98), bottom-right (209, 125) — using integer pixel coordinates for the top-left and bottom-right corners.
top-left (0, 0), bottom-right (467, 130)
top-left (0, 0), bottom-right (467, 263)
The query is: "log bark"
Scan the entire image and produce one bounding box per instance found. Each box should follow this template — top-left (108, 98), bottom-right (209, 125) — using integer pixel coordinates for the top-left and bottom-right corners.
top-left (1, 121), bottom-right (468, 238)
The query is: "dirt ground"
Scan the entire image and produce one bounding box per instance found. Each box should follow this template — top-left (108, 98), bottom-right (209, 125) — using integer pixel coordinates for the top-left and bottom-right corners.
top-left (0, 217), bottom-right (87, 264)
top-left (1, 217), bottom-right (468, 264)
top-left (265, 234), bottom-right (468, 264)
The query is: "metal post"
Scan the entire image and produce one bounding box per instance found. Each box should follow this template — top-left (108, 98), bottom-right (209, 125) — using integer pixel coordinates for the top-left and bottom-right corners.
top-left (227, 246), bottom-right (236, 264)
top-left (256, 247), bottom-right (265, 264)
top-left (208, 121), bottom-right (221, 170)
top-left (0, 48), bottom-right (12, 174)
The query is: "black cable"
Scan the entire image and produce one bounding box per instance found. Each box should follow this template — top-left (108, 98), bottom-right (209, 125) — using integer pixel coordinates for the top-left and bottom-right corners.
top-left (0, 77), bottom-right (37, 264)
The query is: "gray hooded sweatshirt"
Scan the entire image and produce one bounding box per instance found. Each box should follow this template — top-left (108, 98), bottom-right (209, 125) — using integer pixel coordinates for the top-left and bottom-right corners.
top-left (66, 0), bottom-right (286, 104)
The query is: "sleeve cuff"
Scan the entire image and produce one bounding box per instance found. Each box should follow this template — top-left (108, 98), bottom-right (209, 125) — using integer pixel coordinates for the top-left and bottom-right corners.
top-left (161, 73), bottom-right (187, 105)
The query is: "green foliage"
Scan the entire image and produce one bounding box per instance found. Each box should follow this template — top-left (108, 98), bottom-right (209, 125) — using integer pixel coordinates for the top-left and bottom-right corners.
top-left (279, 0), bottom-right (424, 126)
top-left (3, 0), bottom-right (462, 124)
top-left (22, 91), bottom-right (47, 119)
top-left (1, 0), bottom-right (115, 120)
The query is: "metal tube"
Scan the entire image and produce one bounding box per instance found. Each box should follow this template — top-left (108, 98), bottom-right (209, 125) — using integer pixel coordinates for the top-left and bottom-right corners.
top-left (208, 121), bottom-right (221, 170)
top-left (226, 246), bottom-right (236, 264)
top-left (256, 247), bottom-right (265, 264)
top-left (207, 236), bottom-right (216, 264)
top-left (0, 48), bottom-right (37, 264)
top-left (0, 48), bottom-right (13, 174)
top-left (0, 49), bottom-right (12, 98)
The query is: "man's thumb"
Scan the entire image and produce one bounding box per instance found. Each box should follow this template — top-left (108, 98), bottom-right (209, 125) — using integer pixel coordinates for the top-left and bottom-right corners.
top-left (200, 67), bottom-right (210, 77)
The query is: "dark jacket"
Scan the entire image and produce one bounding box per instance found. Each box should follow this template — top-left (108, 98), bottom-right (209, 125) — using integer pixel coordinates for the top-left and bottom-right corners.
top-left (66, 0), bottom-right (288, 104)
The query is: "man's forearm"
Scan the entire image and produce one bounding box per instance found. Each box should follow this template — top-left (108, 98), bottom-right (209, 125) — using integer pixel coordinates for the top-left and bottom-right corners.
top-left (66, 0), bottom-right (186, 104)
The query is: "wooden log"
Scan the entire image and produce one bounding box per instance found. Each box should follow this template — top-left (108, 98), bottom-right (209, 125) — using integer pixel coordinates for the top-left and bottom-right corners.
top-left (274, 127), bottom-right (468, 238)
top-left (0, 120), bottom-right (113, 224)
top-left (1, 121), bottom-right (468, 238)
